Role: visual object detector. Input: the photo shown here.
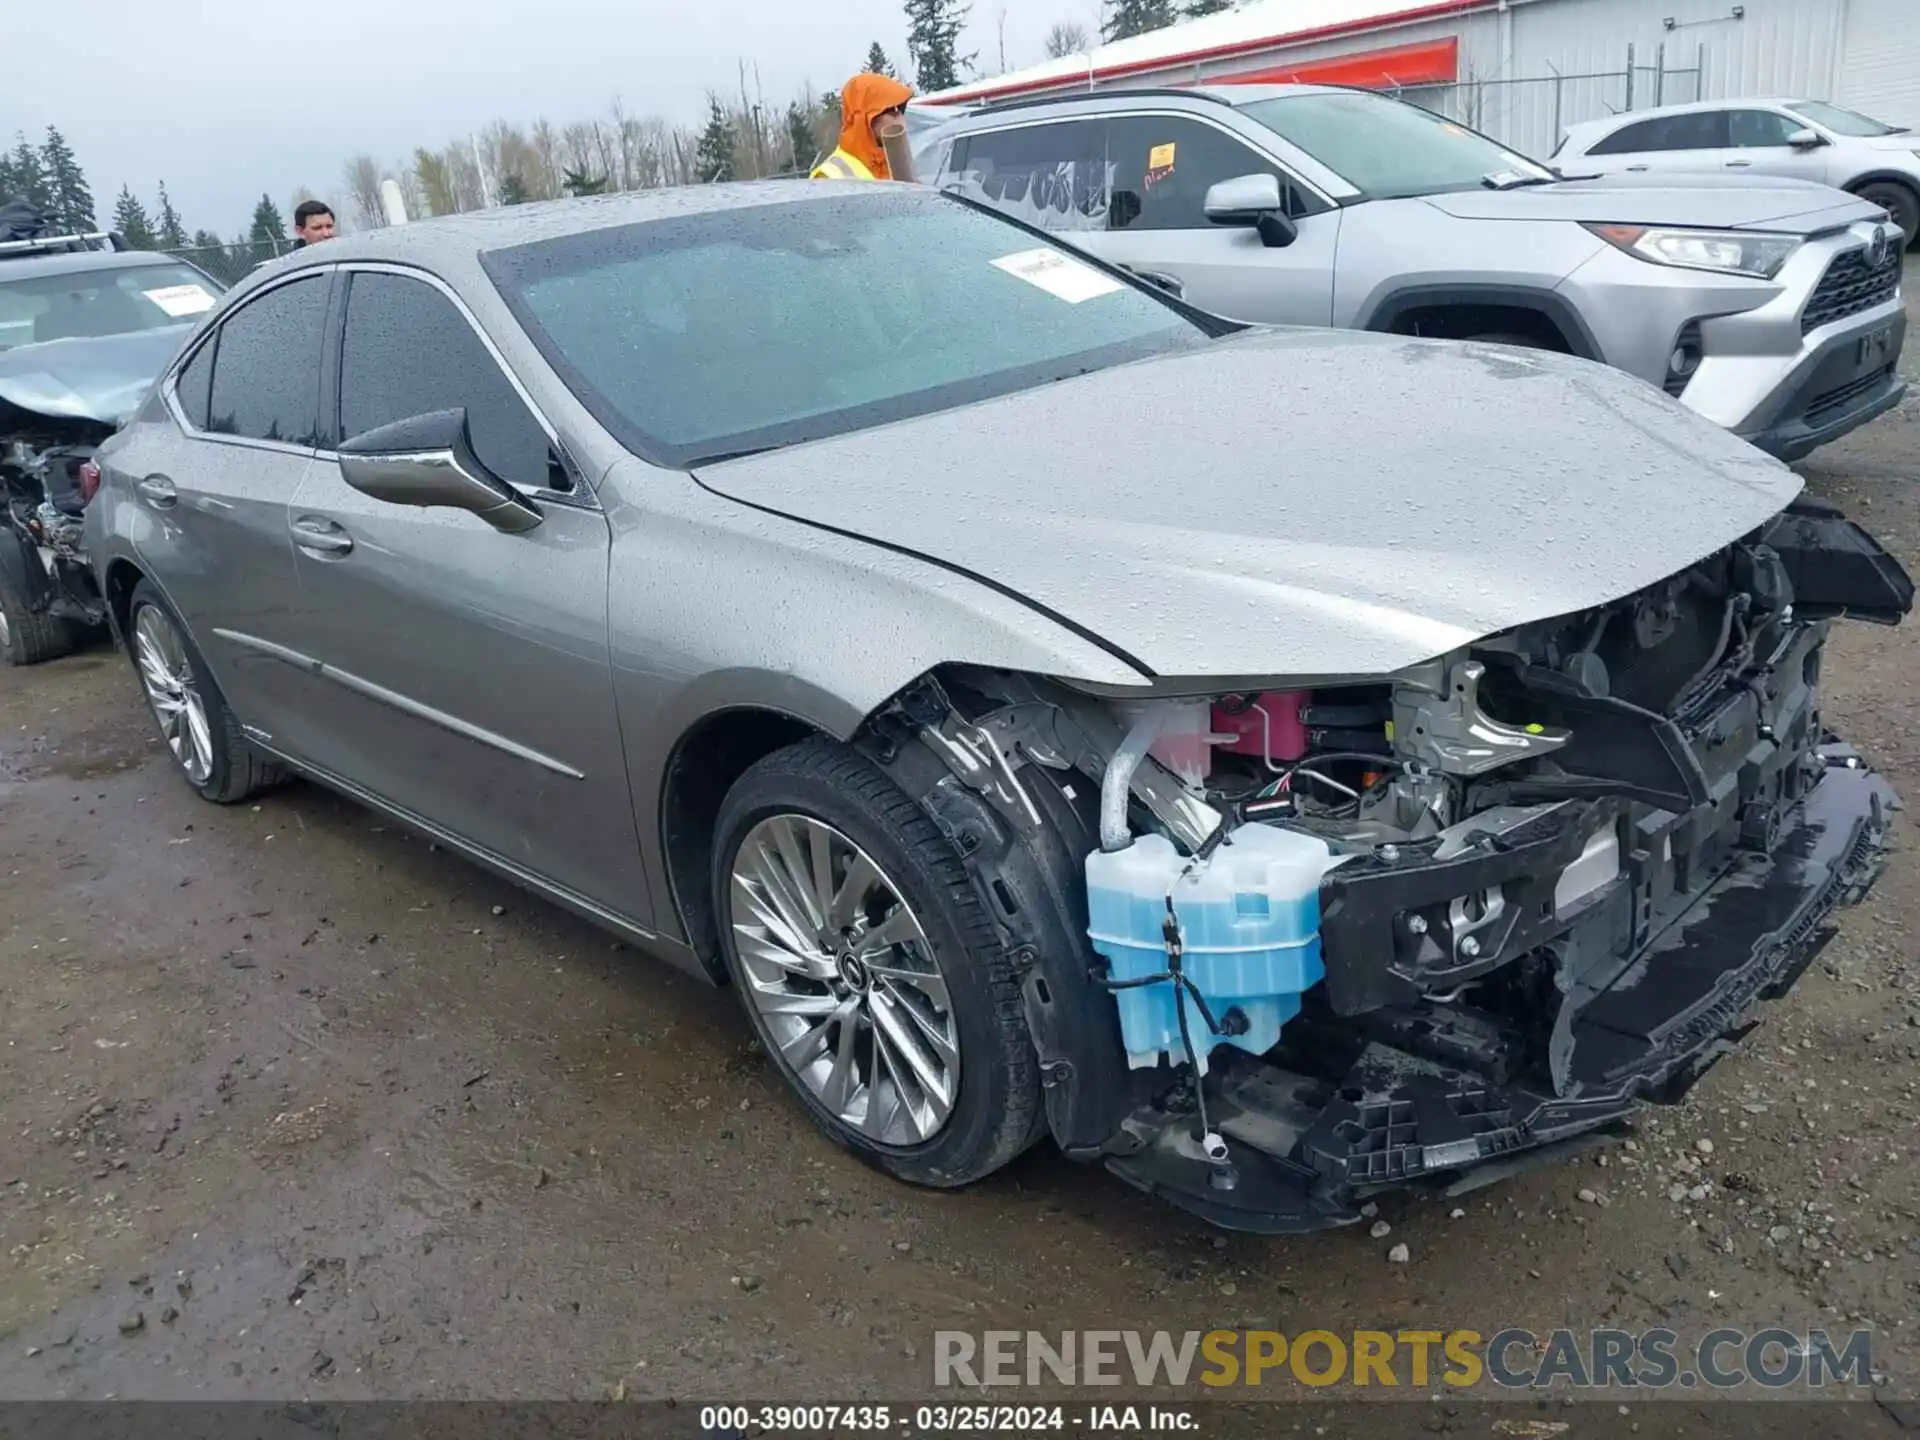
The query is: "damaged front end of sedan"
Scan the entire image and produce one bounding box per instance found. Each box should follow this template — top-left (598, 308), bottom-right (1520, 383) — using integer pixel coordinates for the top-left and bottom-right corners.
top-left (859, 497), bottom-right (1911, 1232)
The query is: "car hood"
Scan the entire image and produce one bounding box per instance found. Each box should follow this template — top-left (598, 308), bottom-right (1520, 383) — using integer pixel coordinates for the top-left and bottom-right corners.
top-left (1425, 173), bottom-right (1880, 233)
top-left (692, 328), bottom-right (1800, 681)
top-left (0, 326), bottom-right (190, 427)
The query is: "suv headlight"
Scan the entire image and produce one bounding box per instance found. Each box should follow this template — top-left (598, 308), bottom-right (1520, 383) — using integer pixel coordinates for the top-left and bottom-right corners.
top-left (1583, 223), bottom-right (1802, 280)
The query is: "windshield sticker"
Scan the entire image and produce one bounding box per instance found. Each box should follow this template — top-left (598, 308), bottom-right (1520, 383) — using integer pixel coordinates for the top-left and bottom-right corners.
top-left (142, 284), bottom-right (216, 318)
top-left (990, 247), bottom-right (1125, 303)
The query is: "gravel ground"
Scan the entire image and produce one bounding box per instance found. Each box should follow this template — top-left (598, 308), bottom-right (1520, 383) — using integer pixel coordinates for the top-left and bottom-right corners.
top-left (0, 275), bottom-right (1916, 1428)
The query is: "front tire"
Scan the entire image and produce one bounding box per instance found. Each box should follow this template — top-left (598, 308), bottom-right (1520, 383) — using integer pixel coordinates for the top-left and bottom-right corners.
top-left (1856, 181), bottom-right (1920, 249)
top-left (126, 580), bottom-right (282, 804)
top-left (712, 737), bottom-right (1043, 1187)
top-left (0, 558), bottom-right (74, 666)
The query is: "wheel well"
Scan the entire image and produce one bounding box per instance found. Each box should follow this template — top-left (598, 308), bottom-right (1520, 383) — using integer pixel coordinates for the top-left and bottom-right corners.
top-left (661, 707), bottom-right (821, 974)
top-left (1386, 302), bottom-right (1574, 352)
top-left (1845, 173), bottom-right (1920, 222)
top-left (103, 559), bottom-right (146, 641)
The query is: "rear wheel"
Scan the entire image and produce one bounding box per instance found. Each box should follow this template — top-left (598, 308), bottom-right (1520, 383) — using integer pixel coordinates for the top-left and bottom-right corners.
top-left (1856, 181), bottom-right (1920, 249)
top-left (712, 737), bottom-right (1043, 1187)
top-left (126, 580), bottom-right (282, 804)
top-left (0, 559), bottom-right (74, 666)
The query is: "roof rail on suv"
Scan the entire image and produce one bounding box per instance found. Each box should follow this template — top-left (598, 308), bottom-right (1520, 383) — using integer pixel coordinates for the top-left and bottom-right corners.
top-left (962, 86), bottom-right (1236, 120)
top-left (0, 230), bottom-right (125, 259)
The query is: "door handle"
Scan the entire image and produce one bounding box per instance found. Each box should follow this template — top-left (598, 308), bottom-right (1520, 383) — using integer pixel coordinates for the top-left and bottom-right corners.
top-left (136, 475), bottom-right (177, 508)
top-left (1626, 164), bottom-right (1649, 172)
top-left (1725, 160), bottom-right (1752, 168)
top-left (290, 515), bottom-right (354, 556)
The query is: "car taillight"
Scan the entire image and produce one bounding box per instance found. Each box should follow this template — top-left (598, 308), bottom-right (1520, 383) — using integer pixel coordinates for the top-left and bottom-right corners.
top-left (77, 460), bottom-right (102, 505)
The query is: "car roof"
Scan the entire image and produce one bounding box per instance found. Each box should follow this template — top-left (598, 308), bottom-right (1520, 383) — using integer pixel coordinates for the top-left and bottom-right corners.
top-left (0, 246), bottom-right (192, 281)
top-left (923, 80), bottom-right (1349, 126)
top-left (265, 180), bottom-right (909, 275)
top-left (1563, 97), bottom-right (1815, 139)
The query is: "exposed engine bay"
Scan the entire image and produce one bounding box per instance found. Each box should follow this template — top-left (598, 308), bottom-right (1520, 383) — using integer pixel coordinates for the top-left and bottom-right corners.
top-left (1, 404), bottom-right (111, 636)
top-left (864, 499), bottom-right (1912, 1231)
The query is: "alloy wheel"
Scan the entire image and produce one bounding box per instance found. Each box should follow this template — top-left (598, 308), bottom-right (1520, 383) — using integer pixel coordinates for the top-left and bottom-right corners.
top-left (729, 814), bottom-right (961, 1145)
top-left (0, 605), bottom-right (11, 650)
top-left (133, 605), bottom-right (213, 785)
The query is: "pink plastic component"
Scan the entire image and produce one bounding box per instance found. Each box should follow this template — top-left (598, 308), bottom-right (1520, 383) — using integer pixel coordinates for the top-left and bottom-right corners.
top-left (1212, 692), bottom-right (1310, 764)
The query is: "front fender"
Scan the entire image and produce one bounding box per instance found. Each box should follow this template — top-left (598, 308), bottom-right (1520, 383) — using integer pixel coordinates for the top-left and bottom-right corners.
top-left (601, 461), bottom-right (1152, 942)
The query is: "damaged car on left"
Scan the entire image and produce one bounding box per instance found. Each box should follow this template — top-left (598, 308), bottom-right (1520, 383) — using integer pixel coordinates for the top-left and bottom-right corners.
top-left (0, 202), bottom-right (223, 663)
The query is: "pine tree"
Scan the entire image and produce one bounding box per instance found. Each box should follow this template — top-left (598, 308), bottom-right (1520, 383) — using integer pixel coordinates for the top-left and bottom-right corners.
top-left (1184, 0), bottom-right (1231, 14)
top-left (3, 135), bottom-right (51, 211)
top-left (785, 101), bottom-right (819, 172)
top-left (189, 228), bottom-right (222, 251)
top-left (865, 42), bottom-right (896, 78)
top-left (498, 173), bottom-right (530, 205)
top-left (561, 167), bottom-right (607, 198)
top-left (112, 185), bottom-right (157, 249)
top-left (39, 126), bottom-right (95, 232)
top-left (695, 96), bottom-right (736, 183)
top-left (249, 193), bottom-right (286, 246)
top-left (905, 0), bottom-right (973, 93)
top-left (1102, 0), bottom-right (1177, 42)
top-left (154, 182), bottom-right (188, 249)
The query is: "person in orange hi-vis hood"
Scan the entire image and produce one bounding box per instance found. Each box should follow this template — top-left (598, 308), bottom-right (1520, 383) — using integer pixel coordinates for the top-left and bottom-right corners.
top-left (811, 72), bottom-right (915, 180)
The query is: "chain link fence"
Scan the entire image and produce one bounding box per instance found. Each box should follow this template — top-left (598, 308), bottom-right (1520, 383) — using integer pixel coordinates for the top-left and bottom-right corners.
top-left (163, 238), bottom-right (296, 288)
top-left (1391, 46), bottom-right (1703, 161)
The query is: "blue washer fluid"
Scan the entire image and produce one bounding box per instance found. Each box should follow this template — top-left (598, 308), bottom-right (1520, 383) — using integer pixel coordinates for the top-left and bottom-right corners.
top-left (1086, 823), bottom-right (1335, 1074)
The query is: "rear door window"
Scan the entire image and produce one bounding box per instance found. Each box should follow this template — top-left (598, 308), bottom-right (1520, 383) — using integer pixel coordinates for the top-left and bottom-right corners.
top-left (945, 120), bottom-right (1113, 232)
top-left (206, 276), bottom-right (328, 446)
top-left (338, 270), bottom-right (563, 492)
top-left (1587, 110), bottom-right (1729, 155)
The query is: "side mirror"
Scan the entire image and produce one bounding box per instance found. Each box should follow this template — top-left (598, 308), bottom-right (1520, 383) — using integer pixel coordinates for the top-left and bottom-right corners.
top-left (1204, 173), bottom-right (1298, 248)
top-left (337, 407), bottom-right (542, 534)
top-left (1786, 127), bottom-right (1826, 149)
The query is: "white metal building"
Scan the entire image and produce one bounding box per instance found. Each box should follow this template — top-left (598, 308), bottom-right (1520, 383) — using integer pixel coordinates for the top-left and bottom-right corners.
top-left (928, 0), bottom-right (1920, 161)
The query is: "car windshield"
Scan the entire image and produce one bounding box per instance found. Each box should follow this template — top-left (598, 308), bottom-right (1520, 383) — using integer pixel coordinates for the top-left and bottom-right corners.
top-left (0, 262), bottom-right (220, 351)
top-left (1786, 100), bottom-right (1907, 137)
top-left (1236, 90), bottom-right (1554, 198)
top-left (482, 190), bottom-right (1218, 467)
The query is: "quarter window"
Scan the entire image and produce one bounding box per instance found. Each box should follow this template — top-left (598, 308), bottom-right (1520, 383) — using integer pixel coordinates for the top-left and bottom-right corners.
top-left (339, 271), bottom-right (564, 492)
top-left (173, 338), bottom-right (215, 430)
top-left (205, 276), bottom-right (327, 445)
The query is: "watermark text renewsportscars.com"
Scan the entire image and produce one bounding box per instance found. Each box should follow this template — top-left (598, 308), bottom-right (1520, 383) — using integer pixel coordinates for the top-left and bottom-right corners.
top-left (934, 1328), bottom-right (1874, 1392)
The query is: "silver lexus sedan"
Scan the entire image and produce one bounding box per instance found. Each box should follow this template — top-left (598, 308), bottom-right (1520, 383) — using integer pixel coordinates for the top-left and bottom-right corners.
top-left (85, 182), bottom-right (1910, 1233)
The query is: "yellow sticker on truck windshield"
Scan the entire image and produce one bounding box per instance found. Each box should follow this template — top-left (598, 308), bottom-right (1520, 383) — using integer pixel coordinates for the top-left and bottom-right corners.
top-left (1148, 142), bottom-right (1176, 170)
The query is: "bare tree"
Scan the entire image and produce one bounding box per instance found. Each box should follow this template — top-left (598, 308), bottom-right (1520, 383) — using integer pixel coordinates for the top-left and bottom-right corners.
top-left (528, 119), bottom-right (563, 200)
top-left (1044, 20), bottom-right (1091, 57)
top-left (394, 164), bottom-right (426, 222)
top-left (560, 122), bottom-right (601, 184)
top-left (342, 154), bottom-right (387, 229)
top-left (442, 141), bottom-right (485, 211)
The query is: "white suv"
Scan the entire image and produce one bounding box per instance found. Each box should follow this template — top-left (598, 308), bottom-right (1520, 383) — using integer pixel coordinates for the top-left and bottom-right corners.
top-left (1556, 99), bottom-right (1920, 246)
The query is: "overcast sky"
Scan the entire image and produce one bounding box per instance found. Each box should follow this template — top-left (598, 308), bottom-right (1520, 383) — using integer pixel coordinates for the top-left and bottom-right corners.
top-left (12, 0), bottom-right (1107, 240)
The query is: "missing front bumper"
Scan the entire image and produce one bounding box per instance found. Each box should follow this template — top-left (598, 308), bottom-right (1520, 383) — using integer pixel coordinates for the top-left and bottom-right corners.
top-left (1104, 753), bottom-right (1896, 1233)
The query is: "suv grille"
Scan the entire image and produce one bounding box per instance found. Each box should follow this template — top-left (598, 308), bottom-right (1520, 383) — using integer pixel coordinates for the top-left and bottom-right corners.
top-left (1801, 247), bottom-right (1901, 334)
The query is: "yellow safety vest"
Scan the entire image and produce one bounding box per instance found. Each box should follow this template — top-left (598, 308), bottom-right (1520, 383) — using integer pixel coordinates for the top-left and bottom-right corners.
top-left (811, 148), bottom-right (878, 181)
